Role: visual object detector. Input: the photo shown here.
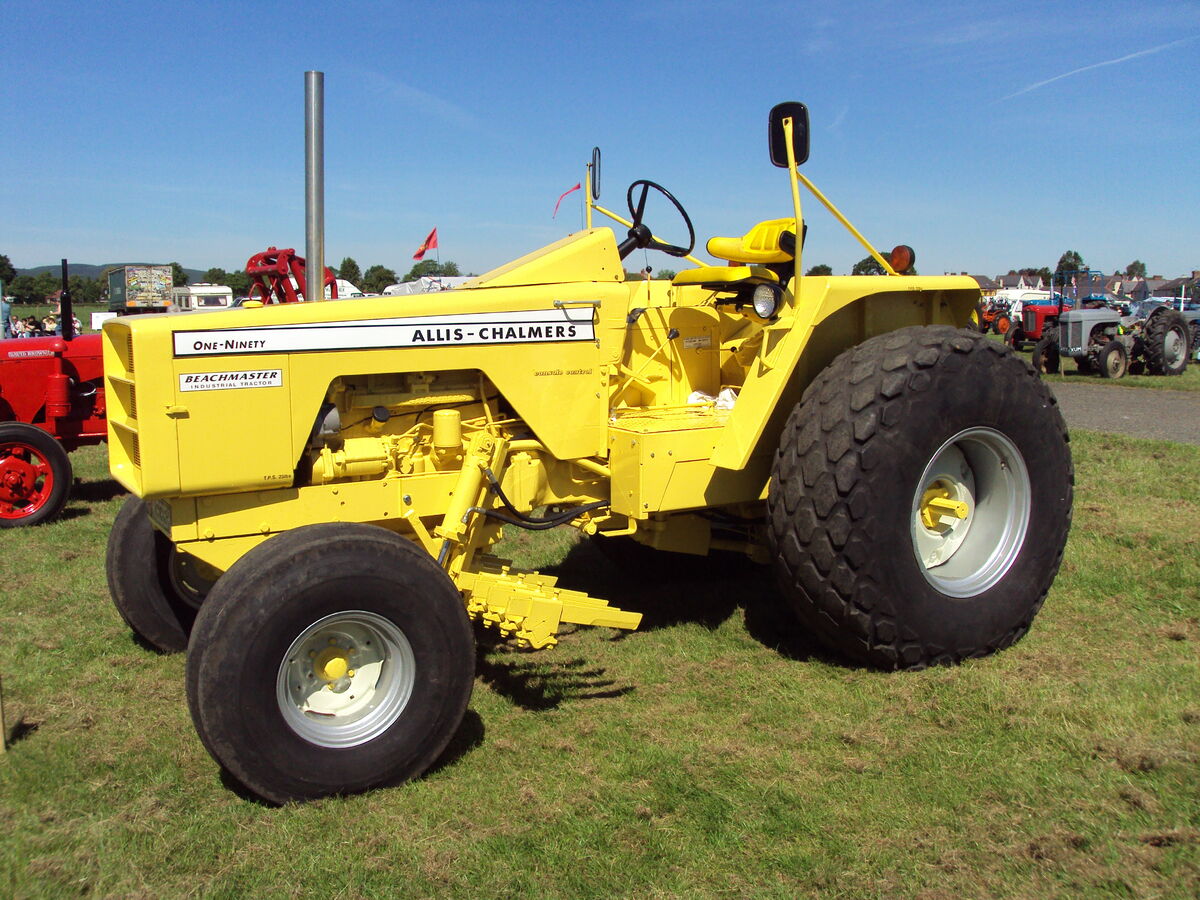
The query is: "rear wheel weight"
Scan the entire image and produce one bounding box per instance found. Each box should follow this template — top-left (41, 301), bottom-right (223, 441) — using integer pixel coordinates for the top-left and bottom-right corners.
top-left (185, 523), bottom-right (475, 804)
top-left (766, 325), bottom-right (1073, 670)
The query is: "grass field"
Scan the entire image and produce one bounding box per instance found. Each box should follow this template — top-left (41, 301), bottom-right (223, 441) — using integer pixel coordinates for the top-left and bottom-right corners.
top-left (1, 433), bottom-right (1198, 898)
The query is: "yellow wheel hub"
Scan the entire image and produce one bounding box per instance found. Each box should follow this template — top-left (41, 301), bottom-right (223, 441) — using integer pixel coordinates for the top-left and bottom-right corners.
top-left (315, 646), bottom-right (352, 682)
top-left (919, 483), bottom-right (969, 532)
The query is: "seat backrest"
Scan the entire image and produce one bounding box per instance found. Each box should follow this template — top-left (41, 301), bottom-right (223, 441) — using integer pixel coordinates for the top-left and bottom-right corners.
top-left (706, 218), bottom-right (796, 264)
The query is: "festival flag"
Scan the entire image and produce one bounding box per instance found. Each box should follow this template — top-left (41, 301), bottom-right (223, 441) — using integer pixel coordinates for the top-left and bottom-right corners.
top-left (413, 227), bottom-right (438, 260)
top-left (553, 182), bottom-right (581, 218)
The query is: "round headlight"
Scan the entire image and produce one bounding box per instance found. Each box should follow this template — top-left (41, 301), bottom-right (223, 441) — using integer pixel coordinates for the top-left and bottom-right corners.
top-left (752, 284), bottom-right (779, 319)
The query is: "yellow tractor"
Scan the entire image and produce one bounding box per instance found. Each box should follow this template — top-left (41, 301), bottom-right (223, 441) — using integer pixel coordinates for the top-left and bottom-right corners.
top-left (102, 102), bottom-right (1073, 803)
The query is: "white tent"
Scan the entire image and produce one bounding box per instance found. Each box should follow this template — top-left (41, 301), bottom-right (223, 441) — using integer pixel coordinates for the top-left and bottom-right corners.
top-left (382, 276), bottom-right (471, 296)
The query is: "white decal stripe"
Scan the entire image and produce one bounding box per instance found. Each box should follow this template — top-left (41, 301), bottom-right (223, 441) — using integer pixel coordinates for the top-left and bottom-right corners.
top-left (173, 307), bottom-right (597, 357)
top-left (241, 306), bottom-right (595, 332)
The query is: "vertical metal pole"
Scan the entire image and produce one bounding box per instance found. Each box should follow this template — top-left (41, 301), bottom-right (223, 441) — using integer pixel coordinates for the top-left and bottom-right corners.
top-left (305, 71), bottom-right (325, 301)
top-left (59, 258), bottom-right (74, 340)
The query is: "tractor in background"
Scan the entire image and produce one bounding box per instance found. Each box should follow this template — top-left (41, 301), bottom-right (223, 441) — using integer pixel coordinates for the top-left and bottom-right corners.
top-left (0, 248), bottom-right (336, 526)
top-left (1032, 271), bottom-right (1193, 378)
top-left (0, 262), bottom-right (107, 525)
top-left (245, 247), bottom-right (338, 305)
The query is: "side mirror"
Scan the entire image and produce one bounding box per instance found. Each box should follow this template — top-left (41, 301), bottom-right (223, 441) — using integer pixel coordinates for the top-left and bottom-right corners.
top-left (590, 147), bottom-right (601, 201)
top-left (769, 102), bottom-right (810, 168)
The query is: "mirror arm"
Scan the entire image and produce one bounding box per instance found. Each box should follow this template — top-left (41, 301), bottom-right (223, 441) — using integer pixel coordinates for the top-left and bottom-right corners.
top-left (782, 116), bottom-right (805, 279)
top-left (794, 170), bottom-right (898, 276)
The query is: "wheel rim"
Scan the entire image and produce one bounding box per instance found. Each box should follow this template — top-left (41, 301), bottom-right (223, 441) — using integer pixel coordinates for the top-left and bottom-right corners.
top-left (167, 549), bottom-right (220, 610)
top-left (910, 428), bottom-right (1031, 598)
top-left (1103, 347), bottom-right (1124, 378)
top-left (276, 610), bottom-right (416, 748)
top-left (0, 441), bottom-right (55, 520)
top-left (1163, 327), bottom-right (1185, 368)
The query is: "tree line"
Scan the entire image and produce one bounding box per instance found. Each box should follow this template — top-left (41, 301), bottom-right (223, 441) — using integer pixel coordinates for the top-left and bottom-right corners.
top-left (0, 253), bottom-right (464, 303)
top-left (816, 251), bottom-right (1151, 281)
top-left (0, 249), bottom-right (1168, 305)
top-left (190, 257), bottom-right (463, 297)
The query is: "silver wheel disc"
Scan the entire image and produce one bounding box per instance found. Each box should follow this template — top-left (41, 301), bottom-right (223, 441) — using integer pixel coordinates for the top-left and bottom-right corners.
top-left (910, 427), bottom-right (1031, 598)
top-left (276, 610), bottom-right (415, 748)
top-left (1164, 328), bottom-right (1185, 368)
top-left (168, 549), bottom-right (219, 610)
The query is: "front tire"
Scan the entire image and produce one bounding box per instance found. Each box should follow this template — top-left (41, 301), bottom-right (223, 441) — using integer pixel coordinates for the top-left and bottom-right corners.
top-left (1031, 336), bottom-right (1060, 375)
top-left (1098, 341), bottom-right (1128, 379)
top-left (185, 523), bottom-right (475, 804)
top-left (106, 496), bottom-right (209, 653)
top-left (766, 326), bottom-right (1073, 670)
top-left (0, 422), bottom-right (72, 526)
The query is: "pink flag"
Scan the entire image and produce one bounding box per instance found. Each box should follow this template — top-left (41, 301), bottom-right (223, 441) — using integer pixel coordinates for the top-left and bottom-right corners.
top-left (553, 183), bottom-right (581, 218)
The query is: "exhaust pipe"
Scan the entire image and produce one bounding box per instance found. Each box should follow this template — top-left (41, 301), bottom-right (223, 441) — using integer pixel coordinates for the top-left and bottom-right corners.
top-left (305, 71), bottom-right (324, 301)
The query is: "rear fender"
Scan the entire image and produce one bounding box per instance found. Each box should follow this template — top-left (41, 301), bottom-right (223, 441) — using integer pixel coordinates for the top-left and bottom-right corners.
top-left (710, 275), bottom-right (979, 470)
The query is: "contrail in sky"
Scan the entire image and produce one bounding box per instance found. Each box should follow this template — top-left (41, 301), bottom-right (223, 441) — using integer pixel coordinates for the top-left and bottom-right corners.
top-left (1001, 36), bottom-right (1195, 101)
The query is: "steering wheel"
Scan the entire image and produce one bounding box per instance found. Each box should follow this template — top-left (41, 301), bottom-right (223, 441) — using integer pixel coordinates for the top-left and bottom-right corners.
top-left (617, 180), bottom-right (695, 259)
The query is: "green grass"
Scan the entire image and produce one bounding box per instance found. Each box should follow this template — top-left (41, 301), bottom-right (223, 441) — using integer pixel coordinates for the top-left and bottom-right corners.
top-left (2, 435), bottom-right (1198, 898)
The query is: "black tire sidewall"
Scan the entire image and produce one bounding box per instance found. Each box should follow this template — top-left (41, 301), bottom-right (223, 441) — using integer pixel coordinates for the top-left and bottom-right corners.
top-left (768, 326), bottom-right (1073, 668)
top-left (1144, 310), bottom-right (1189, 376)
top-left (105, 496), bottom-right (196, 652)
top-left (187, 524), bottom-right (474, 804)
top-left (1099, 342), bottom-right (1126, 379)
top-left (853, 351), bottom-right (1070, 657)
top-left (1032, 336), bottom-right (1060, 374)
top-left (0, 422), bottom-right (72, 526)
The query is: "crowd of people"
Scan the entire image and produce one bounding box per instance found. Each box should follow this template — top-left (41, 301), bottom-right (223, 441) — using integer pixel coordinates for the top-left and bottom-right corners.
top-left (7, 314), bottom-right (81, 337)
top-left (2, 298), bottom-right (83, 339)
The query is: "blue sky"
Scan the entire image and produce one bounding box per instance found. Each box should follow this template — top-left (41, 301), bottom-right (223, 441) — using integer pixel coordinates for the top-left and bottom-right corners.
top-left (3, 0), bottom-right (1197, 281)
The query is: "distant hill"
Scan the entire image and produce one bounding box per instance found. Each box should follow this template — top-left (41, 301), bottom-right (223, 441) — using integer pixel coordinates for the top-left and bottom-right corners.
top-left (16, 263), bottom-right (206, 282)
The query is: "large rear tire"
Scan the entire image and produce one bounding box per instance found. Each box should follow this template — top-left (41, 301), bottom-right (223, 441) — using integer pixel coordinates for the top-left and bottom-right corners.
top-left (185, 523), bottom-right (475, 804)
top-left (0, 422), bottom-right (72, 526)
top-left (766, 326), bottom-right (1073, 670)
top-left (1143, 309), bottom-right (1189, 376)
top-left (106, 496), bottom-right (208, 653)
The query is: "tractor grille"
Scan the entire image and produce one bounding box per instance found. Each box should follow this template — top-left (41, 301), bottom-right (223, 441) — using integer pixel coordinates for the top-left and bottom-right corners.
top-left (1066, 320), bottom-right (1085, 355)
top-left (1023, 309), bottom-right (1037, 333)
top-left (102, 321), bottom-right (143, 491)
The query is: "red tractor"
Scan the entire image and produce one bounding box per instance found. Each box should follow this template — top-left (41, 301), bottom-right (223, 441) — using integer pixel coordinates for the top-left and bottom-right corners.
top-left (0, 250), bottom-right (335, 526)
top-left (0, 262), bottom-right (106, 525)
top-left (245, 247), bottom-right (338, 304)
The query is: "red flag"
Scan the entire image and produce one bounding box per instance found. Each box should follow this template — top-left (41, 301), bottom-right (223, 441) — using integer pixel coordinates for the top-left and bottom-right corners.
top-left (413, 227), bottom-right (438, 260)
top-left (553, 183), bottom-right (581, 218)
